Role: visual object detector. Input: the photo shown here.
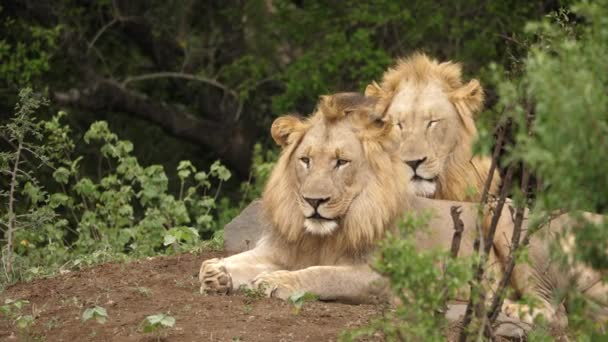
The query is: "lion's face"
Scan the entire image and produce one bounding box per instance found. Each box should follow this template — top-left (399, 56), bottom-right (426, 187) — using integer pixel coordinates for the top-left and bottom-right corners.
top-left (386, 81), bottom-right (462, 197)
top-left (263, 93), bottom-right (407, 245)
top-left (365, 53), bottom-right (484, 199)
top-left (292, 118), bottom-right (370, 235)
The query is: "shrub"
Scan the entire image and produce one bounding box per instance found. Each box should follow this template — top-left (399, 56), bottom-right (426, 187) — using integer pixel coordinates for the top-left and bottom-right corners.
top-left (0, 89), bottom-right (231, 286)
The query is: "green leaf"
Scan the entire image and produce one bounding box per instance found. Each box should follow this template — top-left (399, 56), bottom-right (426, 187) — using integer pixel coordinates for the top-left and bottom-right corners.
top-left (11, 299), bottom-right (30, 310)
top-left (163, 234), bottom-right (177, 246)
top-left (49, 193), bottom-right (70, 208)
top-left (22, 182), bottom-right (44, 203)
top-left (196, 214), bottom-right (213, 225)
top-left (142, 313), bottom-right (175, 333)
top-left (70, 156), bottom-right (83, 173)
top-left (163, 226), bottom-right (199, 247)
top-left (16, 315), bottom-right (34, 329)
top-left (82, 306), bottom-right (108, 324)
top-left (288, 291), bottom-right (319, 314)
top-left (177, 160), bottom-right (197, 180)
top-left (84, 121), bottom-right (116, 143)
top-left (288, 291), bottom-right (319, 305)
top-left (194, 171), bottom-right (208, 183)
top-left (52, 166), bottom-right (70, 184)
top-left (210, 161), bottom-right (231, 181)
top-left (73, 177), bottom-right (98, 199)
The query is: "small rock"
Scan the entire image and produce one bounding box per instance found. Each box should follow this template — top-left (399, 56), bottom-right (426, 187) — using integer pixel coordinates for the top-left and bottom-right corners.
top-left (224, 200), bottom-right (268, 253)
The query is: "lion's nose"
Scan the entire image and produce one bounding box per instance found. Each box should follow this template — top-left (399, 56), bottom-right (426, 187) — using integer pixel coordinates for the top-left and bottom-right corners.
top-left (405, 157), bottom-right (427, 172)
top-left (304, 197), bottom-right (330, 209)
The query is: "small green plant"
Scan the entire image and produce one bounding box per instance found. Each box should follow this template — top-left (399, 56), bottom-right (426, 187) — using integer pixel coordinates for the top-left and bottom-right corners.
top-left (133, 286), bottom-right (152, 297)
top-left (0, 298), bottom-right (30, 315)
top-left (141, 313), bottom-right (176, 333)
top-left (44, 317), bottom-right (60, 330)
top-left (239, 284), bottom-right (266, 301)
top-left (15, 314), bottom-right (35, 330)
top-left (82, 306), bottom-right (108, 324)
top-left (288, 291), bottom-right (319, 315)
top-left (0, 298), bottom-right (35, 332)
top-left (238, 143), bottom-right (277, 206)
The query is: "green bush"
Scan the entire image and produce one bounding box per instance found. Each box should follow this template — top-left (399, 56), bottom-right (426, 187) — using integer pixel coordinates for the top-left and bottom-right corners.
top-left (494, 0), bottom-right (608, 337)
top-left (341, 213), bottom-right (472, 341)
top-left (0, 89), bottom-right (231, 286)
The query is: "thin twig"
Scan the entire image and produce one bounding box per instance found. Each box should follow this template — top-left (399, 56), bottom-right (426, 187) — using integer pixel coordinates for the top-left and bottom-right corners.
top-left (87, 17), bottom-right (118, 53)
top-left (449, 206), bottom-right (465, 258)
top-left (458, 119), bottom-right (510, 342)
top-left (488, 167), bottom-right (529, 322)
top-left (5, 139), bottom-right (23, 276)
top-left (488, 105), bottom-right (535, 323)
top-left (438, 206), bottom-right (466, 315)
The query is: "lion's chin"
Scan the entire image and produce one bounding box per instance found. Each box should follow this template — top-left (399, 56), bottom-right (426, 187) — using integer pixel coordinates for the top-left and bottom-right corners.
top-left (304, 219), bottom-right (338, 235)
top-left (411, 179), bottom-right (437, 197)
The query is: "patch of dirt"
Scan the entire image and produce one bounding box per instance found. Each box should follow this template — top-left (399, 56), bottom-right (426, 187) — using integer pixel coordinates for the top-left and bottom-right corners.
top-left (0, 251), bottom-right (385, 341)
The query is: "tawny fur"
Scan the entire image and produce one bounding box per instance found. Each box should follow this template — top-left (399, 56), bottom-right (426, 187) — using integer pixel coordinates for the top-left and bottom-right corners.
top-left (262, 93), bottom-right (407, 257)
top-left (199, 93), bottom-right (606, 331)
top-left (367, 53), bottom-right (499, 202)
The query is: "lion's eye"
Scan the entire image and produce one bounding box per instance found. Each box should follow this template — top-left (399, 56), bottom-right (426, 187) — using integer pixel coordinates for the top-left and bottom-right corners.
top-left (427, 120), bottom-right (440, 129)
top-left (300, 157), bottom-right (310, 166)
top-left (396, 122), bottom-right (403, 130)
top-left (336, 159), bottom-right (350, 168)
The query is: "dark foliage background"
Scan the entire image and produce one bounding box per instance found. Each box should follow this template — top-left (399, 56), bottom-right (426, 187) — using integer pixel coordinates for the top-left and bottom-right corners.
top-left (0, 0), bottom-right (574, 192)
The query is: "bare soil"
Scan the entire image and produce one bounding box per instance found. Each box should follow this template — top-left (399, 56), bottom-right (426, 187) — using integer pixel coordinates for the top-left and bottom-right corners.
top-left (0, 251), bottom-right (385, 341)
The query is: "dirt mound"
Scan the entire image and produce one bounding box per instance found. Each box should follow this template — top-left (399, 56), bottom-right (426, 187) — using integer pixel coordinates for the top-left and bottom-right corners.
top-left (0, 252), bottom-right (384, 341)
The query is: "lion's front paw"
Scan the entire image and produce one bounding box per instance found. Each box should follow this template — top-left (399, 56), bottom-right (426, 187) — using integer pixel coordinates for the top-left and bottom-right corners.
top-left (502, 299), bottom-right (555, 325)
top-left (251, 270), bottom-right (299, 300)
top-left (199, 258), bottom-right (233, 295)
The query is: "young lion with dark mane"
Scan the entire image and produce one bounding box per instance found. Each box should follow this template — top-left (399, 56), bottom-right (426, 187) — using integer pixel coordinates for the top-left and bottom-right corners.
top-left (199, 93), bottom-right (606, 332)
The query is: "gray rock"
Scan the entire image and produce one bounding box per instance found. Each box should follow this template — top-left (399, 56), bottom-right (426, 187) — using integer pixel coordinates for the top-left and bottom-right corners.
top-left (223, 200), bottom-right (267, 253)
top-left (446, 302), bottom-right (531, 338)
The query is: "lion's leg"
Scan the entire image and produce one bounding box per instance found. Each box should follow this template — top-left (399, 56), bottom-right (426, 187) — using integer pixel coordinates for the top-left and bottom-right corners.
top-left (252, 264), bottom-right (388, 303)
top-left (489, 211), bottom-right (568, 328)
top-left (199, 242), bottom-right (282, 294)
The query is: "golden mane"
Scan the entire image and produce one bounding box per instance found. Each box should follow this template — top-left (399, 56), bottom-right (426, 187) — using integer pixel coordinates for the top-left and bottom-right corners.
top-left (368, 53), bottom-right (499, 201)
top-left (261, 93), bottom-right (409, 256)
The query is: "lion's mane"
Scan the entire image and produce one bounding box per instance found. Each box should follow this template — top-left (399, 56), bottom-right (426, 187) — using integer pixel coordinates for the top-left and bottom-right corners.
top-left (261, 94), bottom-right (409, 257)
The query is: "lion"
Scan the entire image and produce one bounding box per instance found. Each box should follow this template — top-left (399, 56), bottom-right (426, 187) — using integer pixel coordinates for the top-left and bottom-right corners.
top-left (365, 53), bottom-right (500, 202)
top-left (199, 92), bottom-right (606, 332)
top-left (199, 93), bottom-right (409, 303)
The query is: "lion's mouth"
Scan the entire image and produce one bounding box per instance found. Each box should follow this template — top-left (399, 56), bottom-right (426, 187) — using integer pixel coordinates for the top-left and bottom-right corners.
top-left (412, 174), bottom-right (437, 183)
top-left (307, 212), bottom-right (334, 221)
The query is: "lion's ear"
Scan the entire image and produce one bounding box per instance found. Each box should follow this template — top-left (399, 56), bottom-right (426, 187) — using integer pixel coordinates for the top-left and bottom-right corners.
top-left (364, 81), bottom-right (383, 98)
top-left (271, 115), bottom-right (304, 147)
top-left (449, 79), bottom-right (484, 115)
top-left (449, 79), bottom-right (484, 134)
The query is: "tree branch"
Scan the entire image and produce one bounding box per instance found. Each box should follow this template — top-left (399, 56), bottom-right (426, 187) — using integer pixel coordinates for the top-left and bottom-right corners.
top-left (53, 77), bottom-right (254, 176)
top-left (438, 206), bottom-right (466, 315)
top-left (121, 72), bottom-right (244, 121)
top-left (488, 166), bottom-right (529, 322)
top-left (488, 104), bottom-right (535, 323)
top-left (459, 119), bottom-right (511, 342)
top-left (87, 17), bottom-right (118, 53)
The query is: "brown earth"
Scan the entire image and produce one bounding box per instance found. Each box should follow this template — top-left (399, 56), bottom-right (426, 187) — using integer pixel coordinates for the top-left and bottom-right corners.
top-left (0, 251), bottom-right (385, 342)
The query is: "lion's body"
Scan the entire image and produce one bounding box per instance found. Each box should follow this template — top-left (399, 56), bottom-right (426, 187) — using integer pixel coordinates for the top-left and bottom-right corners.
top-left (366, 53), bottom-right (499, 202)
top-left (199, 93), bottom-right (606, 331)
